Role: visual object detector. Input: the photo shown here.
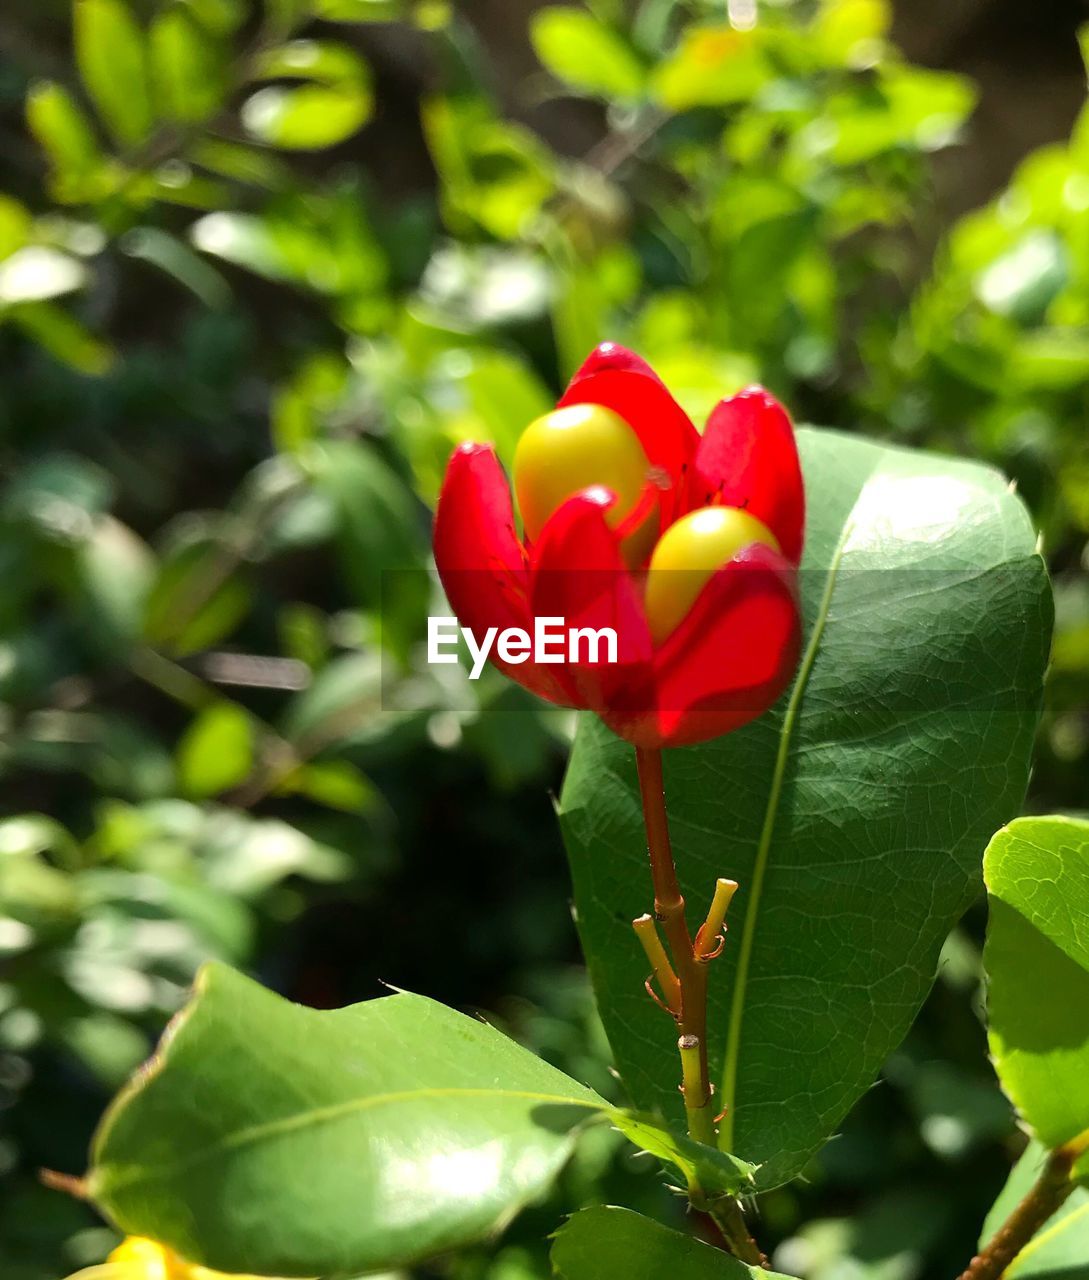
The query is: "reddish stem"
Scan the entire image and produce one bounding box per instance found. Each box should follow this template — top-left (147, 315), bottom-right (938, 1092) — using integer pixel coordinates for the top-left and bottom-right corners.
top-left (635, 746), bottom-right (714, 1145)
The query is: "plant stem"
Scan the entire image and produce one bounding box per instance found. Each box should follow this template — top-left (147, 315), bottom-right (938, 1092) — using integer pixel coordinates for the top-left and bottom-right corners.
top-left (634, 746), bottom-right (715, 1146)
top-left (634, 745), bottom-right (767, 1267)
top-left (956, 1143), bottom-right (1080, 1280)
top-left (705, 1196), bottom-right (768, 1268)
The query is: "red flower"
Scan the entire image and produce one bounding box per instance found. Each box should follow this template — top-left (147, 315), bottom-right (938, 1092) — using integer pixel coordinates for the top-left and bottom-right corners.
top-left (433, 343), bottom-right (805, 748)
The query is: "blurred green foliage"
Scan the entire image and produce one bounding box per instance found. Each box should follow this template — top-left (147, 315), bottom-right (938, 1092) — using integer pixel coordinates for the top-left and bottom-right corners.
top-left (0, 0), bottom-right (1086, 1277)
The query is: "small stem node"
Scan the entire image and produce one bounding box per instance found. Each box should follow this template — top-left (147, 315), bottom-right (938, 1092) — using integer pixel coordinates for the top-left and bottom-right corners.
top-left (678, 1034), bottom-right (704, 1099)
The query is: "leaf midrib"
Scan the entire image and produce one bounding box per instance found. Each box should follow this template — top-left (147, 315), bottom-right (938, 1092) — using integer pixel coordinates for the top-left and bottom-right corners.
top-left (95, 1086), bottom-right (603, 1195)
top-left (717, 522), bottom-right (852, 1151)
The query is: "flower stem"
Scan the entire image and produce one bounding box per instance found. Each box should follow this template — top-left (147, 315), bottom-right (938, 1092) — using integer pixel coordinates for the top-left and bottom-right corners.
top-left (955, 1141), bottom-right (1083, 1280)
top-left (705, 1196), bottom-right (768, 1267)
top-left (634, 746), bottom-right (715, 1146)
top-left (634, 745), bottom-right (767, 1268)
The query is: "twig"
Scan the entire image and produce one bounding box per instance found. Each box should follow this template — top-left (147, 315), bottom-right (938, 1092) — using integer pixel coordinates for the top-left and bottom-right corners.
top-left (956, 1139), bottom-right (1087, 1280)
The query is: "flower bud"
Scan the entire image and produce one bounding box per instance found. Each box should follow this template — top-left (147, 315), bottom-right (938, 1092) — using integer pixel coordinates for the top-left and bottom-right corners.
top-left (644, 505), bottom-right (780, 643)
top-left (513, 403), bottom-right (653, 549)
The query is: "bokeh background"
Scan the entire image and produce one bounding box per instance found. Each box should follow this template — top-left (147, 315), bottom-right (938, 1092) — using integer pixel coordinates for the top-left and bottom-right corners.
top-left (2, 1), bottom-right (1088, 1277)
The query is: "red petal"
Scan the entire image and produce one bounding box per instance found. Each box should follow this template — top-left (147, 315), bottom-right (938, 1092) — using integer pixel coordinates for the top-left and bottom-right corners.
top-left (606, 544), bottom-right (801, 748)
top-left (688, 387), bottom-right (805, 565)
top-left (529, 487), bottom-right (653, 714)
top-left (559, 343), bottom-right (699, 526)
top-left (433, 444), bottom-right (572, 704)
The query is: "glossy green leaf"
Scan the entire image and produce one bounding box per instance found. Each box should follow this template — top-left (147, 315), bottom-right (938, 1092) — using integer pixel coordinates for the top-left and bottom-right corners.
top-left (984, 816), bottom-right (1089, 1159)
top-left (241, 83), bottom-right (372, 150)
top-left (9, 302), bottom-right (114, 374)
top-left (276, 759), bottom-right (377, 814)
top-left (121, 227), bottom-right (232, 309)
top-left (306, 440), bottom-right (427, 655)
top-left (531, 7), bottom-right (646, 100)
top-left (974, 232), bottom-right (1067, 323)
top-left (314, 0), bottom-right (403, 19)
top-left (255, 39), bottom-right (369, 88)
top-left (25, 81), bottom-right (106, 196)
top-left (815, 67), bottom-right (976, 166)
top-left (264, 0), bottom-right (311, 31)
top-left (611, 1112), bottom-right (756, 1198)
top-left (150, 8), bottom-right (226, 124)
top-left (191, 138), bottom-right (293, 189)
top-left (75, 0), bottom-right (154, 145)
top-left (176, 703), bottom-right (255, 798)
top-left (0, 195), bottom-right (32, 260)
top-left (76, 515), bottom-right (155, 644)
top-left (552, 1206), bottom-right (794, 1280)
top-left (142, 534), bottom-right (252, 655)
top-left (981, 1140), bottom-right (1089, 1280)
top-left (422, 96), bottom-right (555, 241)
top-left (559, 428), bottom-right (1051, 1190)
top-left (652, 26), bottom-right (771, 110)
top-left (181, 0), bottom-right (246, 34)
top-left (0, 247), bottom-right (86, 304)
top-left (813, 0), bottom-right (890, 66)
top-left (87, 962), bottom-right (606, 1274)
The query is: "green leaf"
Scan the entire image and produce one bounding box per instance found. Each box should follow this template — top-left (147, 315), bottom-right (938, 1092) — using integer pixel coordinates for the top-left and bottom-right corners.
top-left (314, 0), bottom-right (403, 19)
top-left (981, 1141), bottom-right (1089, 1280)
top-left (241, 83), bottom-right (372, 150)
top-left (77, 514), bottom-right (156, 644)
top-left (552, 1206), bottom-right (795, 1280)
top-left (9, 302), bottom-right (114, 374)
top-left (255, 38), bottom-right (368, 87)
top-left (0, 195), bottom-right (32, 260)
top-left (974, 231), bottom-right (1068, 323)
top-left (265, 0), bottom-right (312, 31)
top-left (142, 534), bottom-right (252, 655)
top-left (652, 26), bottom-right (771, 110)
top-left (812, 0), bottom-right (890, 66)
top-left (280, 653), bottom-right (377, 745)
top-left (75, 0), bottom-right (154, 146)
top-left (192, 138), bottom-right (293, 188)
top-left (150, 8), bottom-right (226, 124)
top-left (984, 816), bottom-right (1089, 1159)
top-left (25, 81), bottom-right (106, 198)
top-left (530, 7), bottom-right (646, 100)
top-left (559, 428), bottom-right (1051, 1190)
top-left (305, 441), bottom-right (427, 655)
top-left (87, 963), bottom-right (605, 1274)
top-left (177, 703), bottom-right (255, 798)
top-left (122, 227), bottom-right (232, 309)
top-left (422, 96), bottom-right (555, 241)
top-left (276, 759), bottom-right (377, 813)
top-left (181, 0), bottom-right (246, 34)
top-left (610, 1111), bottom-right (756, 1197)
top-left (0, 247), bottom-right (86, 303)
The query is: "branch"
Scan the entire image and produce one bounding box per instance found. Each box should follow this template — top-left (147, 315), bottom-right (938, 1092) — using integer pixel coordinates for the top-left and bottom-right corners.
top-left (957, 1141), bottom-right (1083, 1280)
